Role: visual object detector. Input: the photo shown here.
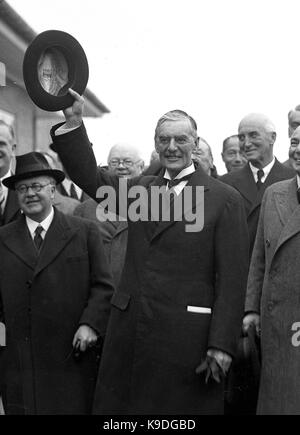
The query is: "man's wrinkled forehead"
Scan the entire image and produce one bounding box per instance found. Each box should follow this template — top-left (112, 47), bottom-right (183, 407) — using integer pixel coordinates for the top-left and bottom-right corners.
top-left (238, 117), bottom-right (273, 134)
top-left (289, 110), bottom-right (300, 124)
top-left (156, 118), bottom-right (195, 136)
top-left (291, 126), bottom-right (300, 142)
top-left (108, 144), bottom-right (140, 162)
top-left (15, 175), bottom-right (51, 188)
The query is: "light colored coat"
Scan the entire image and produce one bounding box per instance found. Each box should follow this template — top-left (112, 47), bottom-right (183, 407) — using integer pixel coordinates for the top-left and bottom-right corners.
top-left (245, 176), bottom-right (300, 414)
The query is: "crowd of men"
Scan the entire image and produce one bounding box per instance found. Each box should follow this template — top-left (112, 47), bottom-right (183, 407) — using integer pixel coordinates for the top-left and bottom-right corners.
top-left (0, 96), bottom-right (300, 415)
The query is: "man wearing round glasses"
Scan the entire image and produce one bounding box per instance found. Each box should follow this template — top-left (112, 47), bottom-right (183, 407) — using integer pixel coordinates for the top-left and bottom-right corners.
top-left (107, 143), bottom-right (144, 178)
top-left (0, 152), bottom-right (114, 414)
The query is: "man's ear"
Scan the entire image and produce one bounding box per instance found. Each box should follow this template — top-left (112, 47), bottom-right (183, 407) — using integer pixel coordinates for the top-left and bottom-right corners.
top-left (12, 143), bottom-right (16, 155)
top-left (195, 137), bottom-right (200, 149)
top-left (271, 132), bottom-right (277, 144)
top-left (50, 184), bottom-right (56, 198)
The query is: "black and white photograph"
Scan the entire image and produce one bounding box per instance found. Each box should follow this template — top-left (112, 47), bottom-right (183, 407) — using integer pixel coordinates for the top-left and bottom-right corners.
top-left (0, 0), bottom-right (300, 419)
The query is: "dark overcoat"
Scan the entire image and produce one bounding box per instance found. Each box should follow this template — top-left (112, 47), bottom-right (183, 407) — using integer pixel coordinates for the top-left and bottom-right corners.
top-left (51, 123), bottom-right (249, 415)
top-left (74, 198), bottom-right (128, 288)
top-left (245, 177), bottom-right (300, 414)
top-left (0, 209), bottom-right (113, 414)
top-left (220, 161), bottom-right (294, 254)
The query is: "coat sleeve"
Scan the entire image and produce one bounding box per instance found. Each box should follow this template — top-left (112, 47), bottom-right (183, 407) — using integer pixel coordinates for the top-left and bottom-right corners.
top-left (208, 189), bottom-right (249, 358)
top-left (78, 221), bottom-right (115, 337)
top-left (244, 189), bottom-right (269, 314)
top-left (50, 122), bottom-right (139, 218)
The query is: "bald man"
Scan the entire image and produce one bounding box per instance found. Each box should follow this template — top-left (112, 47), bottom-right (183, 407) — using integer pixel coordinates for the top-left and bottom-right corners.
top-left (74, 143), bottom-right (144, 287)
top-left (220, 113), bottom-right (294, 415)
top-left (220, 113), bottom-right (294, 254)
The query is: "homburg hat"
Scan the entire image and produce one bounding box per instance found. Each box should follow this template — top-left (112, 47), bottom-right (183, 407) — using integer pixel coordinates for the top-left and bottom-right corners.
top-left (23, 30), bottom-right (89, 111)
top-left (3, 152), bottom-right (65, 189)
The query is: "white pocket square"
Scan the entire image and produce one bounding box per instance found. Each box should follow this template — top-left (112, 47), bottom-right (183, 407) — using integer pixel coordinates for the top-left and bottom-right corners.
top-left (187, 306), bottom-right (212, 314)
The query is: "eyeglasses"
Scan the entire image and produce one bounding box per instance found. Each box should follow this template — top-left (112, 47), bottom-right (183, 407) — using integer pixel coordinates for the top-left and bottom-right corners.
top-left (109, 158), bottom-right (140, 168)
top-left (16, 182), bottom-right (52, 194)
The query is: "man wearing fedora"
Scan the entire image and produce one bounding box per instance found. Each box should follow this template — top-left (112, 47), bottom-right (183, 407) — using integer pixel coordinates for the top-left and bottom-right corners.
top-left (0, 152), bottom-right (114, 415)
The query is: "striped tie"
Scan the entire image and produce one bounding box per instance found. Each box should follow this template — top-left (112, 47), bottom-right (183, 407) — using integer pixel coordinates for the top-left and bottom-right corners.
top-left (34, 226), bottom-right (44, 252)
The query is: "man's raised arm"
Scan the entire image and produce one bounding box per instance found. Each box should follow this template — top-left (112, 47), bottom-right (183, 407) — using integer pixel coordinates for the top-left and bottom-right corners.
top-left (50, 89), bottom-right (119, 199)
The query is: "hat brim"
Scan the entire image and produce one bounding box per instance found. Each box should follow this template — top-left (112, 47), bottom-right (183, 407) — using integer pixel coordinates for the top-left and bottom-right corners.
top-left (3, 169), bottom-right (65, 190)
top-left (23, 30), bottom-right (89, 112)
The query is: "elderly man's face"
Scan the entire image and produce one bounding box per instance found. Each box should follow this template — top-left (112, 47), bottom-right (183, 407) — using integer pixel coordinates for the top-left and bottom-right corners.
top-left (238, 118), bottom-right (274, 168)
top-left (289, 111), bottom-right (300, 138)
top-left (0, 124), bottom-right (16, 177)
top-left (192, 141), bottom-right (213, 175)
top-left (222, 137), bottom-right (247, 173)
top-left (108, 146), bottom-right (144, 178)
top-left (289, 127), bottom-right (300, 175)
top-left (15, 175), bottom-right (55, 222)
top-left (155, 119), bottom-right (197, 177)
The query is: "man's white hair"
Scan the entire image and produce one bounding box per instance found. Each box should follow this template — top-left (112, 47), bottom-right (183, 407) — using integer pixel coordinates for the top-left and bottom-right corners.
top-left (239, 113), bottom-right (276, 134)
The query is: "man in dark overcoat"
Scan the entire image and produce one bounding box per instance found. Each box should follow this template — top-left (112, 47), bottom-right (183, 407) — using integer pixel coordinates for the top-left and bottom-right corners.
top-left (220, 113), bottom-right (294, 255)
top-left (0, 120), bottom-right (21, 410)
top-left (220, 113), bottom-right (294, 414)
top-left (243, 126), bottom-right (300, 414)
top-left (50, 89), bottom-right (249, 415)
top-left (0, 152), bottom-right (114, 414)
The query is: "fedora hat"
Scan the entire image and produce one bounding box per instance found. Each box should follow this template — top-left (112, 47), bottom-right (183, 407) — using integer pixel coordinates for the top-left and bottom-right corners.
top-left (3, 152), bottom-right (65, 190)
top-left (23, 30), bottom-right (89, 111)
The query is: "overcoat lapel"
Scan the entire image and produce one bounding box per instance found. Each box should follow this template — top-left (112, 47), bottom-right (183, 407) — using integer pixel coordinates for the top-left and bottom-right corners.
top-left (3, 190), bottom-right (20, 224)
top-left (233, 165), bottom-right (257, 209)
top-left (273, 178), bottom-right (300, 254)
top-left (1, 215), bottom-right (37, 269)
top-left (148, 169), bottom-right (209, 242)
top-left (249, 159), bottom-right (285, 215)
top-left (34, 209), bottom-right (77, 277)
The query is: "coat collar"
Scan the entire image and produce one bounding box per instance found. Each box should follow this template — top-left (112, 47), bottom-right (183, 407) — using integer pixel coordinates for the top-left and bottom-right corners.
top-left (2, 190), bottom-right (20, 224)
top-left (0, 208), bottom-right (77, 274)
top-left (232, 159), bottom-right (290, 215)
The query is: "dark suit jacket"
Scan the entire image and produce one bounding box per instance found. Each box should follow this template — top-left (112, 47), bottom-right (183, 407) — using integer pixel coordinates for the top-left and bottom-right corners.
top-left (0, 209), bottom-right (114, 414)
top-left (51, 123), bottom-right (249, 415)
top-left (220, 160), bottom-right (294, 254)
top-left (74, 199), bottom-right (128, 288)
top-left (0, 190), bottom-right (20, 226)
top-left (0, 188), bottom-right (20, 398)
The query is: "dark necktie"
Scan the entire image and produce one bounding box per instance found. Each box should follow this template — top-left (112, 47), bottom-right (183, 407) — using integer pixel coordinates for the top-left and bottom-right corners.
top-left (256, 169), bottom-right (264, 190)
top-left (70, 183), bottom-right (79, 200)
top-left (34, 226), bottom-right (44, 252)
top-left (164, 174), bottom-right (193, 190)
top-left (297, 188), bottom-right (300, 204)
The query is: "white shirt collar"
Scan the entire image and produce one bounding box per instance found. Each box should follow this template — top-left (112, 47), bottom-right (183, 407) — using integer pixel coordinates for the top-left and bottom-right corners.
top-left (26, 207), bottom-right (54, 239)
top-left (249, 157), bottom-right (276, 183)
top-left (297, 175), bottom-right (300, 189)
top-left (62, 178), bottom-right (82, 199)
top-left (163, 163), bottom-right (195, 195)
top-left (163, 162), bottom-right (196, 181)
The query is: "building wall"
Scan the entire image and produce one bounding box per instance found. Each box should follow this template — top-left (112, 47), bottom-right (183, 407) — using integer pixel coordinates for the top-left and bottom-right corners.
top-left (0, 80), bottom-right (64, 154)
top-left (0, 81), bottom-right (35, 154)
